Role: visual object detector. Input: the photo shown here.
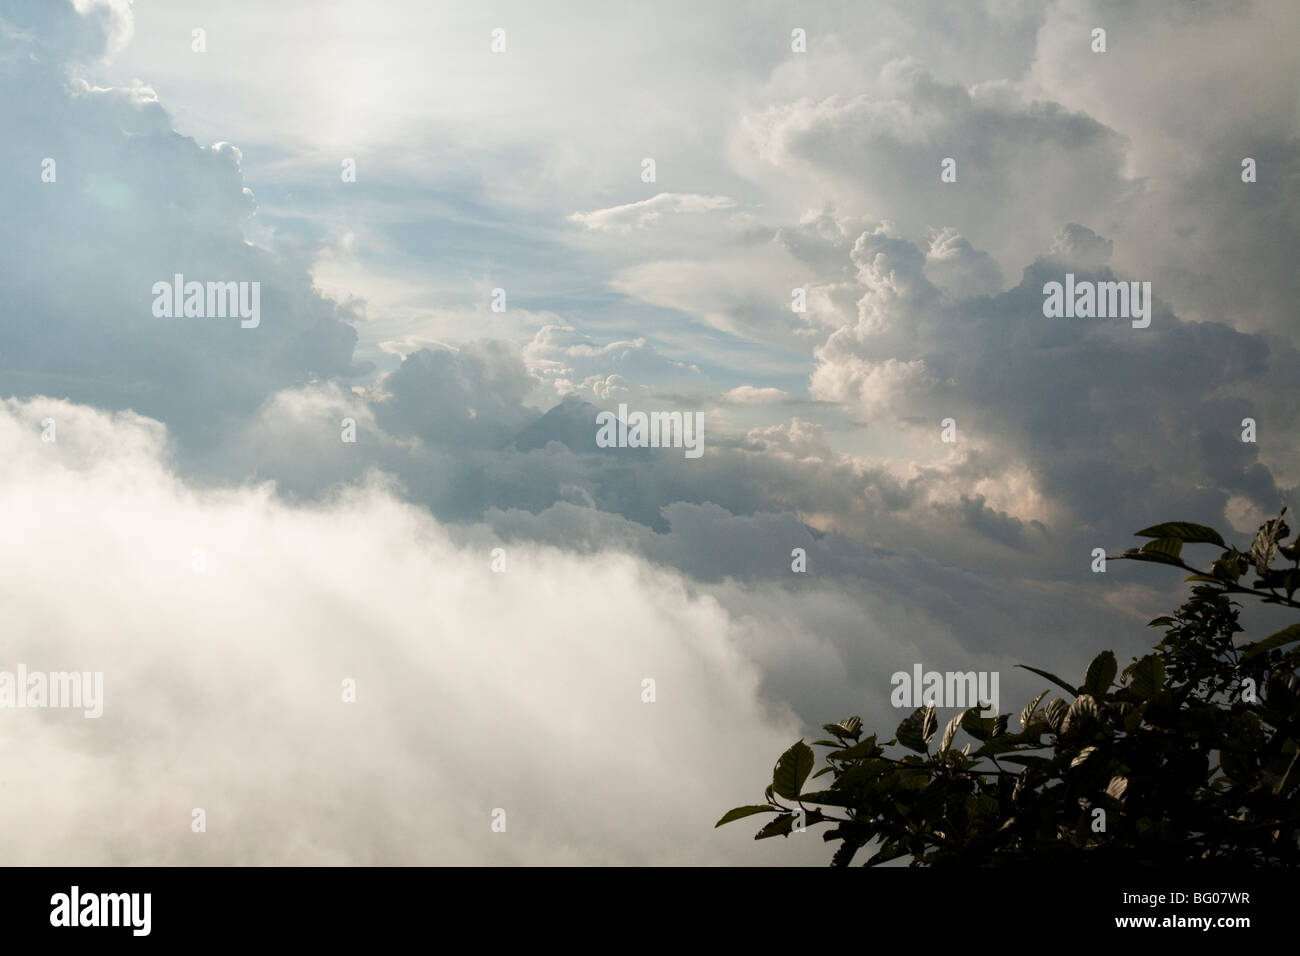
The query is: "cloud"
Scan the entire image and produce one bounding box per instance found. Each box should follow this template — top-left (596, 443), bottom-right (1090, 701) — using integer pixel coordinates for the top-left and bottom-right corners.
top-left (923, 227), bottom-right (1002, 299)
top-left (1, 0), bottom-right (133, 62)
top-left (1046, 222), bottom-right (1114, 270)
top-left (1024, 0), bottom-right (1300, 333)
top-left (524, 324), bottom-right (708, 401)
top-left (569, 193), bottom-right (738, 233)
top-left (738, 58), bottom-right (1134, 276)
top-left (373, 341), bottom-right (537, 448)
top-left (6, 0), bottom-right (1300, 869)
top-left (0, 3), bottom-right (368, 443)
top-left (744, 418), bottom-right (834, 460)
top-left (0, 396), bottom-right (820, 864)
top-left (723, 385), bottom-right (788, 404)
top-left (809, 222), bottom-right (1300, 543)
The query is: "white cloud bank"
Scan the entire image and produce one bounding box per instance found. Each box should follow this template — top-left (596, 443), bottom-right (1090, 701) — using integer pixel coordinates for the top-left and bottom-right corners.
top-left (0, 397), bottom-right (815, 864)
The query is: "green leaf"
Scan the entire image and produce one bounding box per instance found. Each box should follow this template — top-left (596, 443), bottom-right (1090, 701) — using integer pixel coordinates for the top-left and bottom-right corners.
top-left (833, 758), bottom-right (892, 790)
top-left (796, 789), bottom-right (856, 808)
top-left (830, 735), bottom-right (878, 761)
top-left (1043, 697), bottom-right (1069, 731)
top-left (974, 734), bottom-right (1030, 758)
top-left (1127, 655), bottom-right (1166, 699)
top-left (1020, 689), bottom-right (1050, 730)
top-left (830, 838), bottom-right (863, 867)
top-left (1062, 694), bottom-right (1100, 734)
top-left (754, 814), bottom-right (796, 840)
top-left (715, 805), bottom-right (777, 827)
top-left (771, 741), bottom-right (816, 799)
top-left (1083, 651), bottom-right (1117, 697)
top-left (939, 710), bottom-right (963, 752)
top-left (1147, 616), bottom-right (1176, 627)
top-left (1243, 623), bottom-right (1300, 661)
top-left (1105, 776), bottom-right (1128, 802)
top-left (960, 707), bottom-right (993, 742)
top-left (1212, 553), bottom-right (1246, 582)
top-left (896, 706), bottom-right (934, 753)
top-left (1016, 664), bottom-right (1079, 697)
top-left (1134, 522), bottom-right (1226, 547)
top-left (1118, 548), bottom-right (1187, 568)
top-left (865, 842), bottom-right (910, 866)
top-left (1140, 537), bottom-right (1183, 559)
top-left (820, 716), bottom-right (863, 739)
top-left (1070, 745), bottom-right (1098, 769)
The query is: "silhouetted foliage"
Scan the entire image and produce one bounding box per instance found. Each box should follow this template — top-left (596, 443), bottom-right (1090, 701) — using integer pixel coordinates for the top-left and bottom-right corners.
top-left (719, 512), bottom-right (1300, 865)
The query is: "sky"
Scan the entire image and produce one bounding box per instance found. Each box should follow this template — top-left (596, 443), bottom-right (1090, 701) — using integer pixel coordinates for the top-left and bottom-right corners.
top-left (0, 0), bottom-right (1296, 864)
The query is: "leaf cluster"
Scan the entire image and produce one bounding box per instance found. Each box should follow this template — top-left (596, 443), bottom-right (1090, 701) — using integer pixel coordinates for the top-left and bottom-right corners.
top-left (718, 514), bottom-right (1300, 865)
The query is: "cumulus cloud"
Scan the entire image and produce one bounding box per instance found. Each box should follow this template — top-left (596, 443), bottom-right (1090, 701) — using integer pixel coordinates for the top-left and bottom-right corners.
top-left (373, 341), bottom-right (537, 448)
top-left (1046, 222), bottom-right (1114, 271)
top-left (923, 227), bottom-right (1002, 298)
top-left (809, 222), bottom-right (1300, 544)
top-left (744, 418), bottom-right (833, 460)
top-left (739, 58), bottom-right (1134, 276)
top-left (0, 2), bottom-right (368, 443)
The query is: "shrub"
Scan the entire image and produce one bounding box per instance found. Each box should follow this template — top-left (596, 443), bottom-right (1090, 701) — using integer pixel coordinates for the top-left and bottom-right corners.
top-left (718, 513), bottom-right (1300, 865)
